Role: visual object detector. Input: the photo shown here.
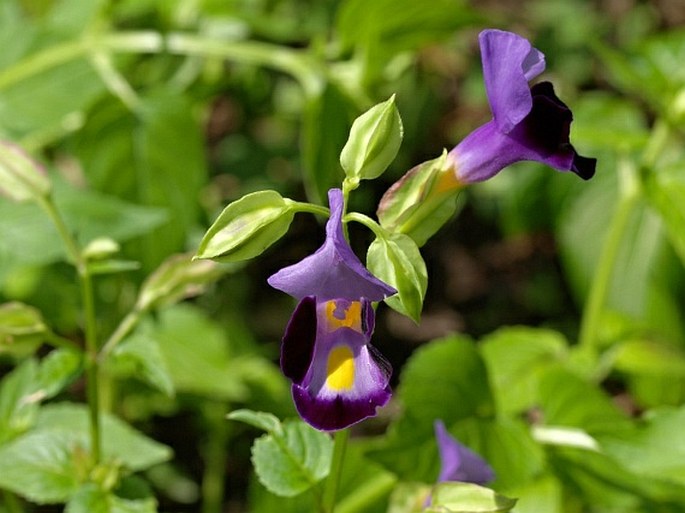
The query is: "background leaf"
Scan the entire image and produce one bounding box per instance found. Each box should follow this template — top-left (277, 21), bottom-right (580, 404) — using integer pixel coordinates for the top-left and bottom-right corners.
top-left (251, 419), bottom-right (332, 497)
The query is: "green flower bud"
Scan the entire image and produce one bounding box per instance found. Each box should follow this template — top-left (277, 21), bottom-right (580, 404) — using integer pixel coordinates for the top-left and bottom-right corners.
top-left (340, 95), bottom-right (403, 186)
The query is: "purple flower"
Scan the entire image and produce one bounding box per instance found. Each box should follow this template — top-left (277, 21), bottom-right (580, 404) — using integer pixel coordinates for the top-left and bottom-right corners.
top-left (268, 189), bottom-right (396, 431)
top-left (434, 420), bottom-right (494, 485)
top-left (447, 29), bottom-right (596, 185)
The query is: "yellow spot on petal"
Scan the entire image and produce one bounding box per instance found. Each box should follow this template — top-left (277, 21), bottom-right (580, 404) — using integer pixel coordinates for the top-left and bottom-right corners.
top-left (326, 345), bottom-right (355, 391)
top-left (325, 300), bottom-right (362, 332)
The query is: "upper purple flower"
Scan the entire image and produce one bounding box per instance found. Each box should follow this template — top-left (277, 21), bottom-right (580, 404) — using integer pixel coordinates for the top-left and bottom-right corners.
top-left (268, 189), bottom-right (396, 431)
top-left (268, 189), bottom-right (395, 302)
top-left (447, 29), bottom-right (596, 184)
top-left (435, 420), bottom-right (495, 485)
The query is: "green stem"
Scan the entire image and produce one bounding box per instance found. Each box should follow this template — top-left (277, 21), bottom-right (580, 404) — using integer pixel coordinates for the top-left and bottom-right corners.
top-left (335, 472), bottom-right (396, 513)
top-left (322, 429), bottom-right (350, 513)
top-left (201, 402), bottom-right (230, 513)
top-left (344, 212), bottom-right (386, 239)
top-left (37, 194), bottom-right (102, 464)
top-left (577, 159), bottom-right (639, 358)
top-left (88, 50), bottom-right (142, 112)
top-left (165, 33), bottom-right (321, 96)
top-left (99, 309), bottom-right (143, 361)
top-left (288, 200), bottom-right (330, 218)
top-left (0, 30), bottom-right (319, 96)
top-left (81, 268), bottom-right (102, 463)
top-left (44, 330), bottom-right (81, 351)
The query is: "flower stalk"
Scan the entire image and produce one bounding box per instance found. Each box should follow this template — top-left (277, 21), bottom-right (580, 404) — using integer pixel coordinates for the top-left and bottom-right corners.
top-left (322, 429), bottom-right (350, 513)
top-left (37, 194), bottom-right (102, 464)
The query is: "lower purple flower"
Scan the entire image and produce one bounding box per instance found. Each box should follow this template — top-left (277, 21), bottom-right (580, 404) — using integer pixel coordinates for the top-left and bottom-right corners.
top-left (435, 420), bottom-right (495, 485)
top-left (269, 189), bottom-right (396, 431)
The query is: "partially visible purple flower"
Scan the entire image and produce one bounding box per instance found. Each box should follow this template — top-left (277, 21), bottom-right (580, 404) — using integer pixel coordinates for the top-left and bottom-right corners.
top-left (435, 420), bottom-right (495, 485)
top-left (447, 29), bottom-right (596, 185)
top-left (268, 189), bottom-right (396, 431)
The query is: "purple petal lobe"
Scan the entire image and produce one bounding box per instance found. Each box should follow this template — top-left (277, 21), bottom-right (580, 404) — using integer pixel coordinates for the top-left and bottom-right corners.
top-left (449, 82), bottom-right (596, 182)
top-left (435, 420), bottom-right (495, 485)
top-left (281, 296), bottom-right (318, 383)
top-left (268, 188), bottom-right (396, 302)
top-left (480, 29), bottom-right (545, 133)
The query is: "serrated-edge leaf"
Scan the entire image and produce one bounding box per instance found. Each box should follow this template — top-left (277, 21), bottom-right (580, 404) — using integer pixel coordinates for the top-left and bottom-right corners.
top-left (251, 420), bottom-right (332, 497)
top-left (66, 483), bottom-right (158, 513)
top-left (35, 403), bottom-right (172, 472)
top-left (111, 333), bottom-right (174, 397)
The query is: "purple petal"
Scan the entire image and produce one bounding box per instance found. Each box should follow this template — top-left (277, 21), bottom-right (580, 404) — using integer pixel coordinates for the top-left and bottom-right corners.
top-left (448, 83), bottom-right (596, 183)
top-left (280, 296), bottom-right (318, 383)
top-left (291, 299), bottom-right (391, 431)
top-left (511, 82), bottom-right (596, 179)
top-left (268, 188), bottom-right (396, 302)
top-left (292, 330), bottom-right (392, 431)
top-left (435, 420), bottom-right (495, 485)
top-left (480, 29), bottom-right (545, 134)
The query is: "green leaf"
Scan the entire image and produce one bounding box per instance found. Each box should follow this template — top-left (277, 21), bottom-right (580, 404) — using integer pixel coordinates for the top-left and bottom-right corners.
top-left (571, 92), bottom-right (649, 153)
top-left (136, 253), bottom-right (229, 311)
top-left (196, 190), bottom-right (295, 263)
top-left (427, 482), bottom-right (517, 513)
top-left (151, 304), bottom-right (250, 401)
top-left (371, 336), bottom-right (495, 482)
top-left (0, 179), bottom-right (167, 267)
top-left (367, 232), bottom-right (426, 322)
top-left (135, 92), bottom-right (208, 269)
top-left (537, 367), bottom-right (631, 436)
top-left (0, 58), bottom-right (105, 137)
top-left (398, 335), bottom-right (495, 427)
top-left (559, 170), bottom-right (684, 344)
top-left (0, 142), bottom-right (50, 202)
top-left (612, 339), bottom-right (685, 376)
top-left (336, 0), bottom-right (479, 84)
top-left (547, 445), bottom-right (685, 510)
top-left (340, 95), bottom-right (403, 185)
top-left (0, 430), bottom-right (81, 503)
top-left (479, 327), bottom-right (568, 415)
top-left (66, 484), bottom-right (158, 513)
top-left (598, 406), bottom-right (685, 487)
top-left (34, 403), bottom-right (172, 472)
top-left (251, 419), bottom-right (332, 497)
top-left (228, 409), bottom-right (283, 435)
top-left (0, 359), bottom-right (40, 444)
top-left (110, 333), bottom-right (174, 397)
top-left (37, 348), bottom-right (82, 400)
top-left (0, 301), bottom-right (47, 356)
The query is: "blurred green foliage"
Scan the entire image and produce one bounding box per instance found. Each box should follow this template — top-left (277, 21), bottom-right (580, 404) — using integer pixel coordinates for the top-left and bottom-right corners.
top-left (0, 0), bottom-right (685, 512)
